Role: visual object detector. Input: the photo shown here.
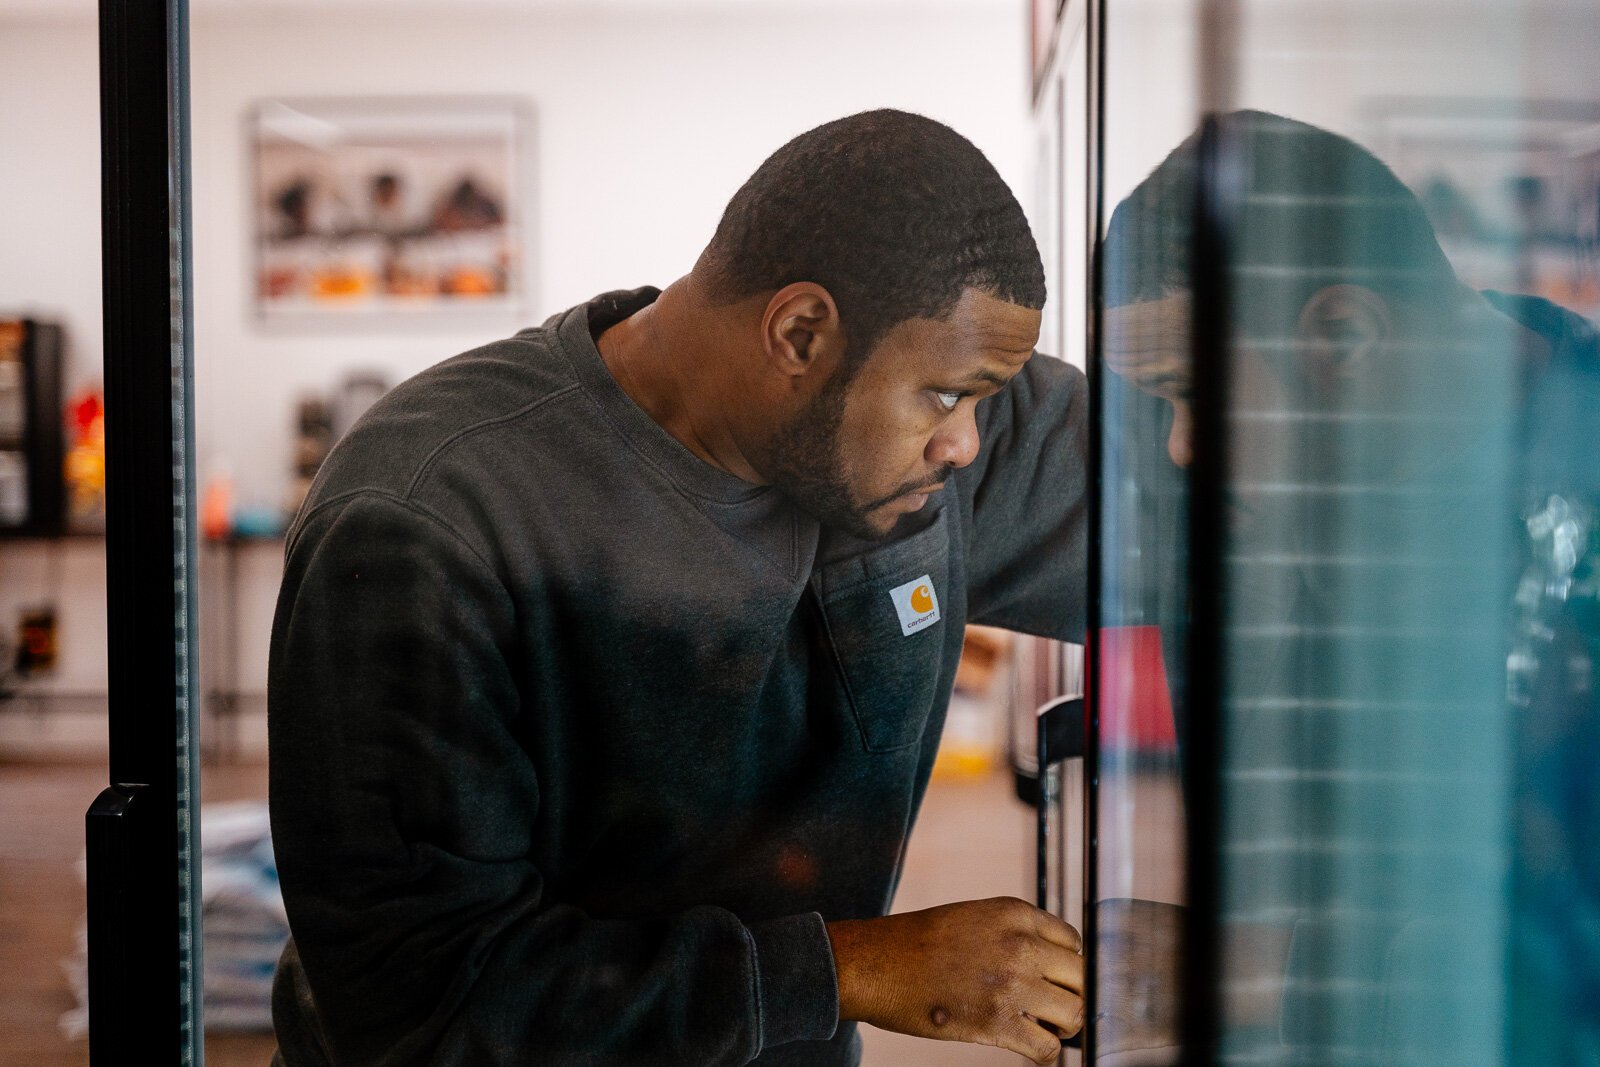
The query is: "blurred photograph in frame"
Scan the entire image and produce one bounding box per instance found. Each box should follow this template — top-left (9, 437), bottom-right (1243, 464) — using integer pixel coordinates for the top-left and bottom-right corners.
top-left (1366, 98), bottom-right (1600, 321)
top-left (250, 97), bottom-right (527, 322)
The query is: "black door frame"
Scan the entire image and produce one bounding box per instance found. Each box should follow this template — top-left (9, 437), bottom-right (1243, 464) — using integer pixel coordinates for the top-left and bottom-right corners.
top-left (1081, 0), bottom-right (1235, 1060)
top-left (85, 0), bottom-right (203, 1062)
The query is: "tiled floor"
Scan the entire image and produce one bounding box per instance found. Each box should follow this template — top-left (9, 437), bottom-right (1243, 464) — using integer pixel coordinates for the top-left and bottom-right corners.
top-left (0, 759), bottom-right (1182, 1067)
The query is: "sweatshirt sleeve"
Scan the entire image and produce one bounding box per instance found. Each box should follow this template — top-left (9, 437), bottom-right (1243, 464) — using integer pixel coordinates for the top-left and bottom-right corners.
top-left (956, 353), bottom-right (1090, 643)
top-left (267, 491), bottom-right (838, 1066)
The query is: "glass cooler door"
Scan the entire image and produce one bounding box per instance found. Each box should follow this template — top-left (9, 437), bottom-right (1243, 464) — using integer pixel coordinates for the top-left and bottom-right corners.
top-left (1087, 0), bottom-right (1600, 1063)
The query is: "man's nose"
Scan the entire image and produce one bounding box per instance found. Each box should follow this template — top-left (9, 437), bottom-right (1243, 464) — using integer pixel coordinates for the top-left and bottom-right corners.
top-left (927, 408), bottom-right (981, 470)
top-left (1166, 400), bottom-right (1193, 469)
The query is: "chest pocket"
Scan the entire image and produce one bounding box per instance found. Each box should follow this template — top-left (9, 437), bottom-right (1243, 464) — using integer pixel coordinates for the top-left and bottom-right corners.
top-left (814, 505), bottom-right (953, 753)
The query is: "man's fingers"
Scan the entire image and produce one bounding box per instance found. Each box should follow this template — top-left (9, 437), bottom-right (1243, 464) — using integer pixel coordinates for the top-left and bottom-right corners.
top-left (1031, 907), bottom-right (1084, 953)
top-left (1022, 979), bottom-right (1086, 1039)
top-left (1037, 940), bottom-right (1087, 995)
top-left (998, 1016), bottom-right (1069, 1066)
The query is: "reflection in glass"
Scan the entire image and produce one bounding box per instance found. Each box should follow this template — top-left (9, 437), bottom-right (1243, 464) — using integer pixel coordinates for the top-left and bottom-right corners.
top-left (1093, 3), bottom-right (1599, 1061)
top-left (1213, 109), bottom-right (1519, 1063)
top-left (1091, 0), bottom-right (1201, 1060)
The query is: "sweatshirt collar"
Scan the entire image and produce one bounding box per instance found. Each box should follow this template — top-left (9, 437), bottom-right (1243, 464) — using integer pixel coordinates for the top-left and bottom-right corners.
top-left (553, 287), bottom-right (774, 506)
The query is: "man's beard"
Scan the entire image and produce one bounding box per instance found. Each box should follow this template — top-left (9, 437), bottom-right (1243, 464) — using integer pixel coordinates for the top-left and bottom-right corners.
top-left (762, 369), bottom-right (951, 542)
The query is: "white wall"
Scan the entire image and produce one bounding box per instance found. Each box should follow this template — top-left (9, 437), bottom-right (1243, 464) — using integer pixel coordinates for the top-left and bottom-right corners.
top-left (0, 1), bottom-right (1031, 750)
top-left (0, 22), bottom-right (108, 746)
top-left (1093, 0), bottom-right (1600, 215)
top-left (184, 3), bottom-right (1031, 511)
top-left (0, 17), bottom-right (103, 399)
top-left (3, 1), bottom-right (1032, 514)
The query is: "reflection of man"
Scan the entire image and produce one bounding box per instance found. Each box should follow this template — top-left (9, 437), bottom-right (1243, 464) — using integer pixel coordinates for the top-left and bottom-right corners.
top-left (269, 110), bottom-right (1090, 1067)
top-left (1100, 110), bottom-right (1600, 1061)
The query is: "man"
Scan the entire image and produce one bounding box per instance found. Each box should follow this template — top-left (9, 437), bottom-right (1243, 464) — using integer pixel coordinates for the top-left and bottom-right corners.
top-left (1098, 110), bottom-right (1600, 1061)
top-left (268, 109), bottom-right (1090, 1066)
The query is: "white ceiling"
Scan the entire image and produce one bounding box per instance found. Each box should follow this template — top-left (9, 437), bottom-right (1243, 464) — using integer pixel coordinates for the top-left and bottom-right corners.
top-left (1, 0), bottom-right (1013, 18)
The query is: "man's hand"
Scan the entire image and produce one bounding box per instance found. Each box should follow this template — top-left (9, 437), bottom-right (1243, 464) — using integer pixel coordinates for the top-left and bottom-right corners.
top-left (825, 897), bottom-right (1084, 1065)
top-left (1095, 898), bottom-right (1183, 1057)
top-left (1095, 898), bottom-right (1290, 1058)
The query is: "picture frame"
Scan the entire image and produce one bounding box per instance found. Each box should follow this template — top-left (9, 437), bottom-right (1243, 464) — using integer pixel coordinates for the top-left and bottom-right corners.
top-left (1365, 98), bottom-right (1600, 319)
top-left (249, 96), bottom-right (529, 323)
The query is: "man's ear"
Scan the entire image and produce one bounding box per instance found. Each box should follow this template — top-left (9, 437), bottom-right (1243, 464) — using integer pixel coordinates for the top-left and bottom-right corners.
top-left (1295, 283), bottom-right (1391, 393)
top-left (762, 283), bottom-right (846, 381)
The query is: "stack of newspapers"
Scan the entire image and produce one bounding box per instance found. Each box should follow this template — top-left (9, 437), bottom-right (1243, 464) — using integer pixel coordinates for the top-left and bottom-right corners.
top-left (61, 800), bottom-right (288, 1036)
top-left (198, 801), bottom-right (288, 1030)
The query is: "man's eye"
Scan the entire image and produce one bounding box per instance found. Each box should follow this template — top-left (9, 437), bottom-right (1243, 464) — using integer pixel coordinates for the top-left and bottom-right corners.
top-left (935, 391), bottom-right (964, 411)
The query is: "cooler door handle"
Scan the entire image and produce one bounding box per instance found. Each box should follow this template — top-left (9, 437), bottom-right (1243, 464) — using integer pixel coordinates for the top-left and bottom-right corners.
top-left (1035, 696), bottom-right (1086, 1055)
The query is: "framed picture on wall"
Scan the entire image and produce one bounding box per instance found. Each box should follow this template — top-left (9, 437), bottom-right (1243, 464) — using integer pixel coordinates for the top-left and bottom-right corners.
top-left (250, 97), bottom-right (528, 322)
top-left (1365, 99), bottom-right (1600, 322)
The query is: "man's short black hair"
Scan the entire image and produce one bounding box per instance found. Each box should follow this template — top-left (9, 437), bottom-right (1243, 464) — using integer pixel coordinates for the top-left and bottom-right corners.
top-left (699, 109), bottom-right (1046, 365)
top-left (1105, 110), bottom-right (1460, 333)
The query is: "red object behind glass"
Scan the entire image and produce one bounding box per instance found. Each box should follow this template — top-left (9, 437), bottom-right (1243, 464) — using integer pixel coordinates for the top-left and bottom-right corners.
top-left (1094, 625), bottom-right (1177, 752)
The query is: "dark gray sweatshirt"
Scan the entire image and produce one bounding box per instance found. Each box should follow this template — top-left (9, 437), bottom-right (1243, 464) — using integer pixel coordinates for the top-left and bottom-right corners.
top-left (268, 287), bottom-right (1087, 1066)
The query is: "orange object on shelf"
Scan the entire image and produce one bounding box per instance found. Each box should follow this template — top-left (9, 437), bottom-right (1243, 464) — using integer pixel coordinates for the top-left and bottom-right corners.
top-left (201, 472), bottom-right (233, 541)
top-left (954, 625), bottom-right (1011, 695)
top-left (310, 267), bottom-right (373, 300)
top-left (443, 265), bottom-right (500, 296)
top-left (63, 388), bottom-right (106, 529)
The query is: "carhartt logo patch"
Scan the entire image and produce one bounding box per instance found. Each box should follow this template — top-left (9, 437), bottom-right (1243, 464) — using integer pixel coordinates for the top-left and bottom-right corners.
top-left (889, 575), bottom-right (941, 636)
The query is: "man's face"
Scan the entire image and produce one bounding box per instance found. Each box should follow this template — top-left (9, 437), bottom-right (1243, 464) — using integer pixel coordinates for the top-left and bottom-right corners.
top-left (767, 288), bottom-right (1040, 540)
top-left (1104, 291), bottom-right (1293, 484)
top-left (1104, 293), bottom-right (1196, 469)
